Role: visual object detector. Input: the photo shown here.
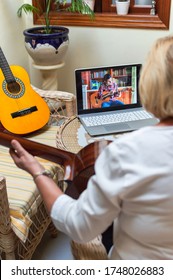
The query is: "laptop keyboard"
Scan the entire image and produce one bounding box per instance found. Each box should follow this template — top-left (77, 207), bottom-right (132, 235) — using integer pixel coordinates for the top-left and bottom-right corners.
top-left (83, 110), bottom-right (152, 127)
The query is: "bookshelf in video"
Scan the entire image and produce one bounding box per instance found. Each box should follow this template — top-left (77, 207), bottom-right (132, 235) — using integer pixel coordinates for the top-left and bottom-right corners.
top-left (81, 67), bottom-right (133, 109)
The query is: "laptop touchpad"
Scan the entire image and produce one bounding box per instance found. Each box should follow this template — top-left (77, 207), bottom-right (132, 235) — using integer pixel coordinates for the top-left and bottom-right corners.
top-left (105, 123), bottom-right (130, 132)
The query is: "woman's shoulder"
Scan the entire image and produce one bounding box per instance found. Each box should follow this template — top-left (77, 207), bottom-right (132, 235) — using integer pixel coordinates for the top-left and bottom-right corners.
top-left (111, 125), bottom-right (173, 155)
top-left (108, 126), bottom-right (159, 156)
top-left (115, 126), bottom-right (154, 143)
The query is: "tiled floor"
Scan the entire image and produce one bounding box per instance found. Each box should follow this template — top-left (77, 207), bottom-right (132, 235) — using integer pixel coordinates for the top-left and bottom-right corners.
top-left (32, 230), bottom-right (74, 260)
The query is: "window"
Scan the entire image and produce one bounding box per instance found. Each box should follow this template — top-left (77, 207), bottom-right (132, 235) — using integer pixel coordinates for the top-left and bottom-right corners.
top-left (32, 0), bottom-right (171, 29)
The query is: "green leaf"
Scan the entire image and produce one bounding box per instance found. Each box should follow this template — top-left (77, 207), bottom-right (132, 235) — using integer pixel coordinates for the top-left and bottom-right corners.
top-left (67, 0), bottom-right (94, 18)
top-left (17, 4), bottom-right (39, 17)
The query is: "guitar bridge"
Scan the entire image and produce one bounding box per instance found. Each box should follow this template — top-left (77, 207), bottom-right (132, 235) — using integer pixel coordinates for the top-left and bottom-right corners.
top-left (11, 106), bottom-right (38, 118)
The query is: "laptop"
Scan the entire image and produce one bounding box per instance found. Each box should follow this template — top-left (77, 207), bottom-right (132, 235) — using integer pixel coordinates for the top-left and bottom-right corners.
top-left (75, 63), bottom-right (158, 136)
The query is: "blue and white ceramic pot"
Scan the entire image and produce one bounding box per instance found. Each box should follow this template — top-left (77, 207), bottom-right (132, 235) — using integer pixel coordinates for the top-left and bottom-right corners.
top-left (23, 26), bottom-right (69, 66)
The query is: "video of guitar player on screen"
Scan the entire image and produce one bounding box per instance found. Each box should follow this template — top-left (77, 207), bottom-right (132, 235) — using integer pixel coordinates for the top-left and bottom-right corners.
top-left (81, 67), bottom-right (135, 110)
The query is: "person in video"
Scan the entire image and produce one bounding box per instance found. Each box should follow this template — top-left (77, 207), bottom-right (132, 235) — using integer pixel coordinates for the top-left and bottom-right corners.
top-left (98, 73), bottom-right (124, 108)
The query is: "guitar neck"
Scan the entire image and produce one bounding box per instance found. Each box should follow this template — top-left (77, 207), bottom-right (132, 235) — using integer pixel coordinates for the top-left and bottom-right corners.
top-left (0, 131), bottom-right (76, 181)
top-left (102, 87), bottom-right (130, 99)
top-left (0, 128), bottom-right (111, 198)
top-left (102, 91), bottom-right (114, 99)
top-left (0, 47), bottom-right (16, 83)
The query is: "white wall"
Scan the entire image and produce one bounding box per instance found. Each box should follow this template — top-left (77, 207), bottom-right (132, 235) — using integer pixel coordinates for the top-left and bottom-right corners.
top-left (1, 0), bottom-right (173, 95)
top-left (0, 0), bottom-right (29, 72)
top-left (57, 26), bottom-right (172, 94)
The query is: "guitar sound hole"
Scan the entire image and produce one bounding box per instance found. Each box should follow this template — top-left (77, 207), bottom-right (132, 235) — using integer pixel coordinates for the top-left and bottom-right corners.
top-left (7, 81), bottom-right (21, 94)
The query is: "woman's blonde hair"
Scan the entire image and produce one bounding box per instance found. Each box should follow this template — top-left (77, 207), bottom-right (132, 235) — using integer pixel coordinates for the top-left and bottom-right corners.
top-left (139, 35), bottom-right (173, 120)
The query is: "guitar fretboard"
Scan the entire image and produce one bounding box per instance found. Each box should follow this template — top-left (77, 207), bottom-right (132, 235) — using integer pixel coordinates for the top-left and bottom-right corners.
top-left (0, 47), bottom-right (16, 83)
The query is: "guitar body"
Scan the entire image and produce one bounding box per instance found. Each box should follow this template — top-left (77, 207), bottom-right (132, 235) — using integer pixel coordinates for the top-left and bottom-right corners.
top-left (90, 88), bottom-right (132, 109)
top-left (0, 65), bottom-right (50, 134)
top-left (65, 140), bottom-right (111, 198)
top-left (90, 91), bottom-right (114, 109)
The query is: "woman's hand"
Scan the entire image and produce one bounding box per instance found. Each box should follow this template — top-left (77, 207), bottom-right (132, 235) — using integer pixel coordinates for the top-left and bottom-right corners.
top-left (9, 139), bottom-right (44, 177)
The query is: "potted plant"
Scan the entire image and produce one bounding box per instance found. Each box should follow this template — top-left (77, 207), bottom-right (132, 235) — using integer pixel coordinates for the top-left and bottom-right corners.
top-left (17, 0), bottom-right (95, 66)
top-left (115, 0), bottom-right (130, 15)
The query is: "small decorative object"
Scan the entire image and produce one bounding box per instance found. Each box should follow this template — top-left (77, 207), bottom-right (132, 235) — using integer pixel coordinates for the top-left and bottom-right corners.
top-left (84, 0), bottom-right (95, 11)
top-left (150, 0), bottom-right (156, 15)
top-left (116, 0), bottom-right (130, 15)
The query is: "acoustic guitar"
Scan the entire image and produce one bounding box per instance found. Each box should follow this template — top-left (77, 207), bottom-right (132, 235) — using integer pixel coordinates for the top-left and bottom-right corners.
top-left (90, 87), bottom-right (132, 109)
top-left (0, 129), bottom-right (111, 198)
top-left (0, 47), bottom-right (50, 135)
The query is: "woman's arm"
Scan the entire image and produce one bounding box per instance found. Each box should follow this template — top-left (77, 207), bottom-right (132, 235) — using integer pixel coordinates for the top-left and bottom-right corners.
top-left (9, 139), bottom-right (63, 213)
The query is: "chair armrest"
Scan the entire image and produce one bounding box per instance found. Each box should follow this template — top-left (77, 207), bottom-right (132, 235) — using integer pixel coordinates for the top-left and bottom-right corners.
top-left (0, 177), bottom-right (17, 259)
top-left (0, 177), bottom-right (11, 233)
top-left (0, 140), bottom-right (59, 259)
top-left (31, 85), bottom-right (76, 125)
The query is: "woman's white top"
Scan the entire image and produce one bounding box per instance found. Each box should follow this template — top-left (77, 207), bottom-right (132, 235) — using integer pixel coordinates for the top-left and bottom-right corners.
top-left (51, 125), bottom-right (173, 259)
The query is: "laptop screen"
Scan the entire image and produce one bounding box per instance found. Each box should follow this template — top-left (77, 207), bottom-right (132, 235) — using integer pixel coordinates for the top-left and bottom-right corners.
top-left (75, 63), bottom-right (142, 115)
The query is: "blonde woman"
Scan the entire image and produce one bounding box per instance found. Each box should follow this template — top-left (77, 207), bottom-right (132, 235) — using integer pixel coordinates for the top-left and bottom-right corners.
top-left (10, 35), bottom-right (173, 259)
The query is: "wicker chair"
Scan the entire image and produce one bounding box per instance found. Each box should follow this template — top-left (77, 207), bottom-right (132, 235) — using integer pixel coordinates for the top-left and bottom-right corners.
top-left (0, 87), bottom-right (76, 260)
top-left (71, 237), bottom-right (108, 260)
top-left (32, 85), bottom-right (76, 122)
top-left (0, 176), bottom-right (57, 260)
